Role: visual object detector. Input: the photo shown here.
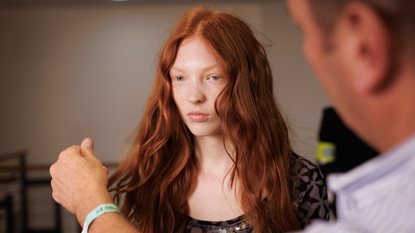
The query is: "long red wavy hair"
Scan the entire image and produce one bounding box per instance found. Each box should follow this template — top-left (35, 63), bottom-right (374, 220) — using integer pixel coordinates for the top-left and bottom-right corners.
top-left (108, 6), bottom-right (301, 233)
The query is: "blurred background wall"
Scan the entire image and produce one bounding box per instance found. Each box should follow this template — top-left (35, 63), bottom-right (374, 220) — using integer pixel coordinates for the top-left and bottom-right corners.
top-left (0, 0), bottom-right (330, 232)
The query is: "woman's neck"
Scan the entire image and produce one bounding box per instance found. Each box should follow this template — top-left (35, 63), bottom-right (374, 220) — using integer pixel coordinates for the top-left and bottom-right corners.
top-left (194, 134), bottom-right (234, 174)
top-left (189, 134), bottom-right (243, 220)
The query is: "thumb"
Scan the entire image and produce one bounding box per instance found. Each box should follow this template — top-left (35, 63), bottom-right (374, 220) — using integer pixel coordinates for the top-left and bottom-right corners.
top-left (80, 138), bottom-right (95, 158)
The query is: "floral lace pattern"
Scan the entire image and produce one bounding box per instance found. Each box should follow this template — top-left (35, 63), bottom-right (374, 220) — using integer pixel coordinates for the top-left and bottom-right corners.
top-left (290, 153), bottom-right (330, 227)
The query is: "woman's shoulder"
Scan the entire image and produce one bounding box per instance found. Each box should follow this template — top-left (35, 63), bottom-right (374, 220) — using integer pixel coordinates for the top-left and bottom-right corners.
top-left (290, 153), bottom-right (321, 178)
top-left (290, 153), bottom-right (324, 184)
top-left (290, 153), bottom-right (329, 227)
top-left (290, 152), bottom-right (326, 199)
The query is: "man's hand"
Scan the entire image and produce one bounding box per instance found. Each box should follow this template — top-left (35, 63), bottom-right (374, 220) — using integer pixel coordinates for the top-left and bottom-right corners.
top-left (50, 138), bottom-right (113, 226)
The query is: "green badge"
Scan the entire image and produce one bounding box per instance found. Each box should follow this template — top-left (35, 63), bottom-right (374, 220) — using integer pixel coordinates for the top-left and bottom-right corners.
top-left (316, 141), bottom-right (336, 164)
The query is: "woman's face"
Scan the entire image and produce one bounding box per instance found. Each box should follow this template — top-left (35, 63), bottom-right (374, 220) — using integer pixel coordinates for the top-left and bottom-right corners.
top-left (170, 37), bottom-right (228, 138)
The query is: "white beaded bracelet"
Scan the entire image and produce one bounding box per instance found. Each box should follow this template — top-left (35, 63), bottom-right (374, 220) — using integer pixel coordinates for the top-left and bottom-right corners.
top-left (81, 204), bottom-right (122, 233)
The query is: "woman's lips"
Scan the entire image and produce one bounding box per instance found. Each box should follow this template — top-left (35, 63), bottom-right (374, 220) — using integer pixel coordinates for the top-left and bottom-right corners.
top-left (188, 111), bottom-right (209, 122)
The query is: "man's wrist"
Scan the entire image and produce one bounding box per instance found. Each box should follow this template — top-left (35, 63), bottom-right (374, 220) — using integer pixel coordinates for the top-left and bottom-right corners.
top-left (81, 204), bottom-right (122, 233)
top-left (76, 190), bottom-right (114, 226)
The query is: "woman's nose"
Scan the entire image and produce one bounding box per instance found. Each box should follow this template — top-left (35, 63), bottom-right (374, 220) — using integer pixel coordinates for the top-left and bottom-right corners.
top-left (188, 83), bottom-right (205, 104)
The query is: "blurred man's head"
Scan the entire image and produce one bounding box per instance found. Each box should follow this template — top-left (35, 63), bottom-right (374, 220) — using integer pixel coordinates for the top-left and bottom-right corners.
top-left (287, 0), bottom-right (415, 152)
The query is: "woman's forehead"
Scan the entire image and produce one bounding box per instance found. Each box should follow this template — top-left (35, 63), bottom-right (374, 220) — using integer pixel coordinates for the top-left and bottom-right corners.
top-left (172, 37), bottom-right (227, 73)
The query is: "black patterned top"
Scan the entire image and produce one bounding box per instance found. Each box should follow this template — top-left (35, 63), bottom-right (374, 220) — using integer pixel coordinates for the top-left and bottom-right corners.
top-left (185, 154), bottom-right (329, 233)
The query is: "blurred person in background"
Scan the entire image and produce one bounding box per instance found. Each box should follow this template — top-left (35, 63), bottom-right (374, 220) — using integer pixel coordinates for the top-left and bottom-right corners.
top-left (287, 0), bottom-right (415, 232)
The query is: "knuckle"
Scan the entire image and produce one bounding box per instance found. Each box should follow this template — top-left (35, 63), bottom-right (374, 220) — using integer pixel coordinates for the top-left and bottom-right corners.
top-left (52, 191), bottom-right (59, 203)
top-left (49, 164), bottom-right (56, 176)
top-left (59, 150), bottom-right (73, 161)
top-left (68, 145), bottom-right (78, 151)
top-left (59, 151), bottom-right (68, 159)
top-left (50, 179), bottom-right (55, 189)
top-left (59, 146), bottom-right (81, 160)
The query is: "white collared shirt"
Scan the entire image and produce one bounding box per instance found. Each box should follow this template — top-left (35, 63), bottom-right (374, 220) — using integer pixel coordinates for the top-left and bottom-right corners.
top-left (296, 133), bottom-right (415, 233)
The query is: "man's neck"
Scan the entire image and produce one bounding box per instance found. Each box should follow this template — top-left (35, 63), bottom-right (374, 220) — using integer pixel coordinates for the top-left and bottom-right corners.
top-left (366, 59), bottom-right (415, 152)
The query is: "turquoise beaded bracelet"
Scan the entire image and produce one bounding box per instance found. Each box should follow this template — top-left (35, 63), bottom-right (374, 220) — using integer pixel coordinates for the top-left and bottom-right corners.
top-left (81, 204), bottom-right (122, 233)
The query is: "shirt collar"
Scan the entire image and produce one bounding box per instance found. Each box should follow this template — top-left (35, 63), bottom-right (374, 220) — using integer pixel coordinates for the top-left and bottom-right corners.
top-left (327, 132), bottom-right (415, 193)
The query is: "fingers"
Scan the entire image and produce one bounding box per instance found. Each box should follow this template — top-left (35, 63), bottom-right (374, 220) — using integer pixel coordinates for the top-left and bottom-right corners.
top-left (80, 138), bottom-right (94, 158)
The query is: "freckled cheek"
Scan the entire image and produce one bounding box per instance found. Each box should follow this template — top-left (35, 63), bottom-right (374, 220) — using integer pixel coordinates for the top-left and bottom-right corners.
top-left (208, 80), bottom-right (226, 94)
top-left (172, 85), bottom-right (186, 97)
top-left (213, 90), bottom-right (222, 101)
top-left (172, 87), bottom-right (188, 114)
top-left (205, 86), bottom-right (222, 102)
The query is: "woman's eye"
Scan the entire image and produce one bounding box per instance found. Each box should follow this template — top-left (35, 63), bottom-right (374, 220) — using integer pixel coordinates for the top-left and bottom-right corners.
top-left (175, 76), bottom-right (184, 81)
top-left (210, 76), bottom-right (220, 81)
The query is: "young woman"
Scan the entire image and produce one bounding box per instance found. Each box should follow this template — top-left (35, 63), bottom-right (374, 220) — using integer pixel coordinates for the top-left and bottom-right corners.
top-left (108, 6), bottom-right (329, 233)
top-left (51, 6), bottom-right (329, 233)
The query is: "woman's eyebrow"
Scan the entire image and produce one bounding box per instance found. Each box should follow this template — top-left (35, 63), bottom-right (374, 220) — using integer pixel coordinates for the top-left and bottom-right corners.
top-left (170, 66), bottom-right (183, 73)
top-left (170, 64), bottom-right (221, 73)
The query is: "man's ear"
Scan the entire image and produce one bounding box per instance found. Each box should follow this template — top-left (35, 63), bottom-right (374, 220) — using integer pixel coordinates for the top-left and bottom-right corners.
top-left (335, 2), bottom-right (391, 95)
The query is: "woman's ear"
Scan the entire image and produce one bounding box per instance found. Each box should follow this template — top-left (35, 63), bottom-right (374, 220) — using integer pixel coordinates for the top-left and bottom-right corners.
top-left (334, 2), bottom-right (391, 95)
